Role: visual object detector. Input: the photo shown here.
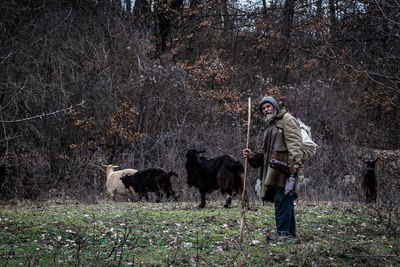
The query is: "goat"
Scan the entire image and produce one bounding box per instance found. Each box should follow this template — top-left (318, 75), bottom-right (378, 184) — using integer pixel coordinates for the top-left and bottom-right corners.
top-left (120, 168), bottom-right (178, 202)
top-left (361, 158), bottom-right (379, 203)
top-left (102, 164), bottom-right (138, 201)
top-left (185, 149), bottom-right (243, 208)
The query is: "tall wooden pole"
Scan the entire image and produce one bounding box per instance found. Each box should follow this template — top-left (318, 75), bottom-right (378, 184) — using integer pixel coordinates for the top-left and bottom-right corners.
top-left (239, 97), bottom-right (251, 245)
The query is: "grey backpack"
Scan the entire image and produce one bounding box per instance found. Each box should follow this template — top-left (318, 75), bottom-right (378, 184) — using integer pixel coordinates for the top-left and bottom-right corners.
top-left (297, 118), bottom-right (317, 161)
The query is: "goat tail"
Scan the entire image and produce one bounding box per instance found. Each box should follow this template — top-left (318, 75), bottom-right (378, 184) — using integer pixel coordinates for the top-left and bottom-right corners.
top-left (217, 166), bottom-right (233, 192)
top-left (230, 160), bottom-right (244, 185)
top-left (217, 159), bottom-right (244, 193)
top-left (233, 164), bottom-right (244, 192)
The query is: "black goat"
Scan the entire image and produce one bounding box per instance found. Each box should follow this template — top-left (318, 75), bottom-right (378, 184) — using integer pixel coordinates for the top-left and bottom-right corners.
top-left (120, 168), bottom-right (178, 202)
top-left (185, 149), bottom-right (243, 208)
top-left (361, 158), bottom-right (379, 203)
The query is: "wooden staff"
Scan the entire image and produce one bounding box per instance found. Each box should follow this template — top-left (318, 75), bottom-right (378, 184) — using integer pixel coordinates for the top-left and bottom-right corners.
top-left (239, 97), bottom-right (251, 245)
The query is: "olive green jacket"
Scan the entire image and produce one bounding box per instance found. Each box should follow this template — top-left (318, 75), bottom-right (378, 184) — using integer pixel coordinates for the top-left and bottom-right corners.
top-left (248, 110), bottom-right (303, 201)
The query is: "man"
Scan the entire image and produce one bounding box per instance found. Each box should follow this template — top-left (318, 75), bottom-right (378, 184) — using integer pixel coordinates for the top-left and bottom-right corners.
top-left (243, 96), bottom-right (303, 238)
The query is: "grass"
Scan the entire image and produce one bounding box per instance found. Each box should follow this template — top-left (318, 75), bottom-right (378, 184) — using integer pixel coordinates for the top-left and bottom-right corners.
top-left (0, 200), bottom-right (399, 266)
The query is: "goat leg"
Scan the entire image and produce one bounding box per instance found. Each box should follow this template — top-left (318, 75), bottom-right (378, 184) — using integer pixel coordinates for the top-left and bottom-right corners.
top-left (198, 190), bottom-right (206, 208)
top-left (155, 192), bottom-right (162, 203)
top-left (128, 186), bottom-right (139, 199)
top-left (224, 193), bottom-right (232, 208)
top-left (142, 192), bottom-right (149, 202)
top-left (171, 190), bottom-right (178, 201)
top-left (165, 188), bottom-right (178, 201)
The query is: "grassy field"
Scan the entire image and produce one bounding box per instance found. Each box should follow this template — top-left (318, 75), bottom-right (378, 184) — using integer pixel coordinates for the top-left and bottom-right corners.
top-left (0, 200), bottom-right (399, 266)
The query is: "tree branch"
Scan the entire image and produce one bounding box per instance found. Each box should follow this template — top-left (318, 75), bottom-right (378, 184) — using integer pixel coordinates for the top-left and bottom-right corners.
top-left (0, 100), bottom-right (85, 123)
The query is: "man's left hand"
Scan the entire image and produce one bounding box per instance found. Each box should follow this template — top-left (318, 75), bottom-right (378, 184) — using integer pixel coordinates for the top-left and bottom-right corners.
top-left (293, 164), bottom-right (300, 174)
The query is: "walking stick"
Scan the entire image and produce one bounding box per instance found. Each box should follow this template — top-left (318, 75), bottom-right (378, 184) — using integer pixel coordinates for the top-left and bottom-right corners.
top-left (239, 97), bottom-right (251, 245)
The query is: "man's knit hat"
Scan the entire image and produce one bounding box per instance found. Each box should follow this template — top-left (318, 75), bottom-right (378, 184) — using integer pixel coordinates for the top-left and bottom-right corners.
top-left (258, 96), bottom-right (280, 113)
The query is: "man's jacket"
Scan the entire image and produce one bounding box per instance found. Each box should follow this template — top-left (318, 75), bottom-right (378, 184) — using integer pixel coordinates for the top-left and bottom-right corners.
top-left (248, 110), bottom-right (303, 201)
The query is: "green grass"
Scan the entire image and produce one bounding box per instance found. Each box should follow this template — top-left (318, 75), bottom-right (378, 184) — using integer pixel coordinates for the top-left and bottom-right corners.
top-left (0, 201), bottom-right (399, 266)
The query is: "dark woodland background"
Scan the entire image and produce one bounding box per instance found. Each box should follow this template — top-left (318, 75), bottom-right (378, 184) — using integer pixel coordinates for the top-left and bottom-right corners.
top-left (1, 0), bottom-right (399, 203)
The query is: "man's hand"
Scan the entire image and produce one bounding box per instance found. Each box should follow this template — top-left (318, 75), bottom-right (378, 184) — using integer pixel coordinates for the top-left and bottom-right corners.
top-left (284, 174), bottom-right (296, 196)
top-left (294, 164), bottom-right (300, 173)
top-left (243, 149), bottom-right (254, 159)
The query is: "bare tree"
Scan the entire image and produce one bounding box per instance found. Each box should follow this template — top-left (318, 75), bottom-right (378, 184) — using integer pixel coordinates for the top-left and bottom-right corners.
top-left (272, 0), bottom-right (295, 85)
top-left (133, 0), bottom-right (152, 32)
top-left (154, 0), bottom-right (183, 52)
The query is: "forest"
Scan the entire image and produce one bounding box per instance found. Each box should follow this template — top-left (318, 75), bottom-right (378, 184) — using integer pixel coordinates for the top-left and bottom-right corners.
top-left (0, 0), bottom-right (399, 206)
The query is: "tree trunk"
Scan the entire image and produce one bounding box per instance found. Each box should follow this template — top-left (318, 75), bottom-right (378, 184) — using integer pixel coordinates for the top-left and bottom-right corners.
top-left (272, 0), bottom-right (295, 85)
top-left (262, 0), bottom-right (268, 19)
top-left (133, 0), bottom-right (152, 32)
top-left (125, 0), bottom-right (132, 14)
top-left (186, 0), bottom-right (199, 63)
top-left (154, 0), bottom-right (183, 53)
top-left (316, 0), bottom-right (322, 20)
top-left (329, 0), bottom-right (337, 39)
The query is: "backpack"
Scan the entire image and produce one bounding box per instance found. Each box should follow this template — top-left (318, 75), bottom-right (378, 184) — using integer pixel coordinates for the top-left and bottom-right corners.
top-left (297, 118), bottom-right (317, 161)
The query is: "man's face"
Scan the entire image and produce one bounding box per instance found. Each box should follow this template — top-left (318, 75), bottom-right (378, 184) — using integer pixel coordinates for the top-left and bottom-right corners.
top-left (261, 102), bottom-right (274, 115)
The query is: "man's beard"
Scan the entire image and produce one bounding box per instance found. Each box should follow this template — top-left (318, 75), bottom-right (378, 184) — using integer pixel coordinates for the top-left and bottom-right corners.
top-left (263, 110), bottom-right (277, 124)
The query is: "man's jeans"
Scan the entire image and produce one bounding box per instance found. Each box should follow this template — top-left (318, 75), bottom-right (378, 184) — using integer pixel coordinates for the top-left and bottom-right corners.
top-left (274, 187), bottom-right (296, 237)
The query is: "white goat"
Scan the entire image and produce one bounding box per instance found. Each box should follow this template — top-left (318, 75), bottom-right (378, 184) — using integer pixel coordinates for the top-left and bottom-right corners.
top-left (102, 164), bottom-right (138, 201)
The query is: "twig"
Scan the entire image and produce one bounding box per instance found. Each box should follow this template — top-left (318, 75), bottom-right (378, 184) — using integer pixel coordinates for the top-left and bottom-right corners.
top-left (24, 248), bottom-right (37, 266)
top-left (104, 227), bottom-right (132, 260)
top-left (0, 100), bottom-right (85, 123)
top-left (0, 86), bottom-right (24, 112)
top-left (347, 254), bottom-right (397, 258)
top-left (226, 247), bottom-right (242, 266)
top-left (0, 134), bottom-right (23, 143)
top-left (0, 114), bottom-right (10, 163)
top-left (74, 237), bottom-right (82, 267)
top-left (239, 97), bottom-right (251, 245)
top-left (1, 8), bottom-right (72, 66)
top-left (196, 231), bottom-right (200, 267)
